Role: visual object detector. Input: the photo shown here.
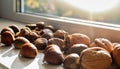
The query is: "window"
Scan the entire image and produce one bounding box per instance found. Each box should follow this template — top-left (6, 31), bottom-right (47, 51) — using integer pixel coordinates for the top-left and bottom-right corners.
top-left (1, 0), bottom-right (120, 42)
top-left (18, 0), bottom-right (120, 25)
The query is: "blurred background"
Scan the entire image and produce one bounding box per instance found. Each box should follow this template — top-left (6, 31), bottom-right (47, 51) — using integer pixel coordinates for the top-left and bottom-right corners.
top-left (17, 0), bottom-right (120, 24)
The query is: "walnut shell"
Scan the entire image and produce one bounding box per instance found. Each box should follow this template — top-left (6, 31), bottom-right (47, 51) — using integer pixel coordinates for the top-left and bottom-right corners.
top-left (80, 47), bottom-right (112, 69)
top-left (90, 38), bottom-right (113, 53)
top-left (112, 44), bottom-right (120, 67)
top-left (65, 33), bottom-right (90, 50)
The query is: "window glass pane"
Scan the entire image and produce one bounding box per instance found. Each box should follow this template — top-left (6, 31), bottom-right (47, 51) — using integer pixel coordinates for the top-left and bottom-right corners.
top-left (16, 0), bottom-right (21, 12)
top-left (22, 0), bottom-right (120, 24)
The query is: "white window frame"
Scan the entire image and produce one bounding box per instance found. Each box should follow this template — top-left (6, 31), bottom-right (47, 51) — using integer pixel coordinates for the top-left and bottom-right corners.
top-left (1, 0), bottom-right (120, 42)
top-left (0, 1), bottom-right (2, 17)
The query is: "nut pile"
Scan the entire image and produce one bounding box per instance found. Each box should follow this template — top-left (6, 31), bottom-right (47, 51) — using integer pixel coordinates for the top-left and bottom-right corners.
top-left (1, 22), bottom-right (120, 69)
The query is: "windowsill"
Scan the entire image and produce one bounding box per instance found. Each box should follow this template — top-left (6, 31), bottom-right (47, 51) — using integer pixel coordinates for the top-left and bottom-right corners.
top-left (0, 18), bottom-right (25, 31)
top-left (0, 18), bottom-right (120, 43)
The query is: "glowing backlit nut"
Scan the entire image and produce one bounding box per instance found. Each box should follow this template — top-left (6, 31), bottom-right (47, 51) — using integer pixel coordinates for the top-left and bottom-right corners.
top-left (80, 47), bottom-right (112, 69)
top-left (112, 44), bottom-right (120, 67)
top-left (65, 33), bottom-right (90, 50)
top-left (94, 38), bottom-right (113, 52)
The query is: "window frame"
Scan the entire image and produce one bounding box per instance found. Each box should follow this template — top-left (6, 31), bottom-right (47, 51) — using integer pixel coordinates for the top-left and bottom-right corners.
top-left (0, 1), bottom-right (2, 17)
top-left (1, 0), bottom-right (120, 42)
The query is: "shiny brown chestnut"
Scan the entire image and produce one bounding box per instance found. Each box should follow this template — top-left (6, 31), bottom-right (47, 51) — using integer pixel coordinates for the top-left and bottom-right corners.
top-left (25, 32), bottom-right (39, 42)
top-left (65, 43), bottom-right (88, 55)
top-left (40, 29), bottom-right (54, 40)
top-left (34, 38), bottom-right (48, 50)
top-left (25, 24), bottom-right (37, 30)
top-left (36, 22), bottom-right (45, 29)
top-left (1, 31), bottom-right (15, 46)
top-left (9, 24), bottom-right (20, 34)
top-left (18, 27), bottom-right (31, 37)
top-left (43, 44), bottom-right (64, 65)
top-left (20, 43), bottom-right (38, 58)
top-left (48, 38), bottom-right (65, 51)
top-left (1, 27), bottom-right (15, 36)
top-left (44, 25), bottom-right (56, 32)
top-left (13, 37), bottom-right (30, 49)
top-left (54, 30), bottom-right (68, 39)
top-left (63, 53), bottom-right (80, 69)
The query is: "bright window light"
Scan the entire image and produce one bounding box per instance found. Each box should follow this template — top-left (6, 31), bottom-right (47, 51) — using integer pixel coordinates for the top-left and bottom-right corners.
top-left (63, 0), bottom-right (119, 13)
top-left (18, 0), bottom-right (120, 24)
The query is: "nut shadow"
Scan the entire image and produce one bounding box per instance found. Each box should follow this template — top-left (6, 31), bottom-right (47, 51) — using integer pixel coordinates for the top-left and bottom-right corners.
top-left (40, 63), bottom-right (63, 69)
top-left (11, 54), bottom-right (34, 69)
top-left (37, 53), bottom-right (63, 69)
top-left (0, 45), bottom-right (12, 55)
top-left (1, 46), bottom-right (19, 57)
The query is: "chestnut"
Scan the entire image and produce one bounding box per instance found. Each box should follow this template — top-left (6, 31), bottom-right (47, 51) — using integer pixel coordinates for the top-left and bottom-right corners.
top-left (54, 30), bottom-right (68, 39)
top-left (18, 27), bottom-right (31, 37)
top-left (25, 24), bottom-right (36, 30)
top-left (43, 44), bottom-right (64, 65)
top-left (48, 38), bottom-right (65, 51)
top-left (65, 43), bottom-right (88, 55)
top-left (80, 47), bottom-right (112, 69)
top-left (13, 37), bottom-right (30, 49)
top-left (34, 38), bottom-right (48, 50)
top-left (64, 33), bottom-right (90, 50)
top-left (40, 29), bottom-right (54, 40)
top-left (20, 43), bottom-right (38, 58)
top-left (1, 31), bottom-right (15, 46)
top-left (63, 53), bottom-right (80, 69)
top-left (1, 27), bottom-right (15, 36)
top-left (44, 25), bottom-right (56, 32)
top-left (25, 32), bottom-right (39, 42)
top-left (36, 22), bottom-right (45, 29)
top-left (32, 30), bottom-right (41, 35)
top-left (9, 24), bottom-right (20, 34)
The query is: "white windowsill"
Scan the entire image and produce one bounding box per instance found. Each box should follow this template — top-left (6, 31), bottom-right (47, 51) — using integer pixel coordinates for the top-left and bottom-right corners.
top-left (1, 0), bottom-right (120, 42)
top-left (0, 18), bottom-right (25, 31)
top-left (0, 18), bottom-right (120, 43)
